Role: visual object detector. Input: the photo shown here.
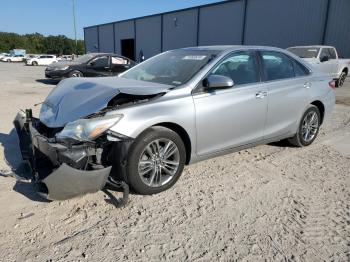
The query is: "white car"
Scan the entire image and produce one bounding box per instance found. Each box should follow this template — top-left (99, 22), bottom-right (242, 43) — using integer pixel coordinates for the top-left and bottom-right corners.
top-left (287, 46), bottom-right (350, 87)
top-left (0, 53), bottom-right (9, 60)
top-left (1, 54), bottom-right (25, 62)
top-left (57, 55), bottom-right (73, 61)
top-left (26, 55), bottom-right (57, 66)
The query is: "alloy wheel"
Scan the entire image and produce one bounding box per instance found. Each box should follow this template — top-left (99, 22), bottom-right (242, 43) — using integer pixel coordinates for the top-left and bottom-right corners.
top-left (338, 72), bottom-right (347, 87)
top-left (301, 111), bottom-right (319, 142)
top-left (71, 72), bottom-right (82, 77)
top-left (138, 138), bottom-right (180, 188)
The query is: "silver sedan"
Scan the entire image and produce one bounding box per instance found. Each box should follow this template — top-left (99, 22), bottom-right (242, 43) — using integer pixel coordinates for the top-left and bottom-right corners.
top-left (15, 46), bottom-right (335, 199)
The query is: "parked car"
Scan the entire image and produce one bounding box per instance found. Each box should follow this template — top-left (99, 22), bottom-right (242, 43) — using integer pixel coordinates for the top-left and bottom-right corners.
top-left (287, 46), bottom-right (349, 87)
top-left (1, 54), bottom-right (25, 62)
top-left (14, 46), bottom-right (335, 200)
top-left (45, 53), bottom-right (135, 79)
top-left (0, 53), bottom-right (9, 60)
top-left (26, 55), bottom-right (57, 66)
top-left (24, 54), bottom-right (39, 63)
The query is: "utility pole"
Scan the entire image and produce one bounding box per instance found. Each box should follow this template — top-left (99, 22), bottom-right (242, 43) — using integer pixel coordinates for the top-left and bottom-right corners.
top-left (72, 0), bottom-right (77, 54)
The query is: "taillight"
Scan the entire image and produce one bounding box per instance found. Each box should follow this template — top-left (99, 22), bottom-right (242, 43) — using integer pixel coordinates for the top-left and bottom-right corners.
top-left (328, 80), bottom-right (336, 89)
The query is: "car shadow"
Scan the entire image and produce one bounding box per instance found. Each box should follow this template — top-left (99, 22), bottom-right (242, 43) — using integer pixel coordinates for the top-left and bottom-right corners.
top-left (12, 180), bottom-right (50, 202)
top-left (268, 139), bottom-right (296, 148)
top-left (102, 183), bottom-right (129, 208)
top-left (0, 129), bottom-right (49, 202)
top-left (36, 79), bottom-right (60, 85)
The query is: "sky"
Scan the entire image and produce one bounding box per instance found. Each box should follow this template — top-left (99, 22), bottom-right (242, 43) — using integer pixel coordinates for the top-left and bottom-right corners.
top-left (0, 0), bottom-right (223, 40)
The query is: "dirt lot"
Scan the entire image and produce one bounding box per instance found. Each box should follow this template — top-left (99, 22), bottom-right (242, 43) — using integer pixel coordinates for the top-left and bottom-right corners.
top-left (0, 62), bottom-right (349, 261)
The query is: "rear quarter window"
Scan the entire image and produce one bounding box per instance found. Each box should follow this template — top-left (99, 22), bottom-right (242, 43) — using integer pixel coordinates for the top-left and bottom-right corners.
top-left (293, 60), bottom-right (310, 77)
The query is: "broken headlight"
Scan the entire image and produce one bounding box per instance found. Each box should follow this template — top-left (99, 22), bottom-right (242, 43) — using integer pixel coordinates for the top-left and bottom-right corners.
top-left (56, 114), bottom-right (123, 142)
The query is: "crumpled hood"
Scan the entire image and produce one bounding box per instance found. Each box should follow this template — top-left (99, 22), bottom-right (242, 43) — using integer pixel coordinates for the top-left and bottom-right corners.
top-left (39, 77), bottom-right (172, 128)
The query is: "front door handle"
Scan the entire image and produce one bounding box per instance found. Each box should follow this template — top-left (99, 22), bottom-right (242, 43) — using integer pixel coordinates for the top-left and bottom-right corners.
top-left (304, 82), bottom-right (311, 88)
top-left (256, 91), bottom-right (268, 99)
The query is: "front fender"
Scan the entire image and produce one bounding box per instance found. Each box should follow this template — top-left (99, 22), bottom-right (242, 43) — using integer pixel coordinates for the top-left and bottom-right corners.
top-left (108, 94), bottom-right (197, 153)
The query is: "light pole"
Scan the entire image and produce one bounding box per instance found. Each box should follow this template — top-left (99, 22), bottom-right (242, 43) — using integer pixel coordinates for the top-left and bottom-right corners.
top-left (72, 0), bottom-right (77, 54)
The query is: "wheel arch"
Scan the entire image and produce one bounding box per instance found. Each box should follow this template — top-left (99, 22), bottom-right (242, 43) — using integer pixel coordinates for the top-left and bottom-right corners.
top-left (151, 122), bottom-right (192, 165)
top-left (310, 100), bottom-right (325, 125)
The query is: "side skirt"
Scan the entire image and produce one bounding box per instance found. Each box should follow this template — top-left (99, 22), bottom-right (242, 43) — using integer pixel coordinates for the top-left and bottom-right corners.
top-left (189, 133), bottom-right (293, 165)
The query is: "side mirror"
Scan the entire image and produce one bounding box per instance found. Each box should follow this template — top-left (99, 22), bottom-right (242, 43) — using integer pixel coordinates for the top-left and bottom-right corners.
top-left (320, 56), bottom-right (329, 62)
top-left (203, 75), bottom-right (234, 91)
top-left (88, 61), bottom-right (96, 67)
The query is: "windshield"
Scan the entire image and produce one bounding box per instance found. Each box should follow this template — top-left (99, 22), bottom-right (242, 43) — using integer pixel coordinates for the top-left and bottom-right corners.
top-left (120, 49), bottom-right (220, 86)
top-left (287, 47), bottom-right (320, 58)
top-left (74, 54), bottom-right (95, 63)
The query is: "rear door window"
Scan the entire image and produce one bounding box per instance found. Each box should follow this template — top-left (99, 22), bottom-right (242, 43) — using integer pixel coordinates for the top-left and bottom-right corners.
top-left (90, 56), bottom-right (109, 68)
top-left (260, 51), bottom-right (295, 81)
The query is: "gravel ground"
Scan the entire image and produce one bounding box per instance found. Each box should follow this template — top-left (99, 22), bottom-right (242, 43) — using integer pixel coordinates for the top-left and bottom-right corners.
top-left (0, 62), bottom-right (349, 261)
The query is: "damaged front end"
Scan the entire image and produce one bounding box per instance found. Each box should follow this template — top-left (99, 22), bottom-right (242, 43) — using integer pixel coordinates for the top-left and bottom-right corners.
top-left (13, 109), bottom-right (130, 201)
top-left (13, 77), bottom-right (171, 201)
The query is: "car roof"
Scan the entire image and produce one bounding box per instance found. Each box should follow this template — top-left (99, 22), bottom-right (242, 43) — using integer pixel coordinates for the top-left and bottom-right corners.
top-left (86, 52), bottom-right (133, 61)
top-left (87, 52), bottom-right (122, 56)
top-left (287, 45), bottom-right (335, 49)
top-left (179, 45), bottom-right (291, 53)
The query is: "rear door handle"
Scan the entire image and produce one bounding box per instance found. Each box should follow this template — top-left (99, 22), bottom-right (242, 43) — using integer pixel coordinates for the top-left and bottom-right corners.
top-left (256, 91), bottom-right (268, 99)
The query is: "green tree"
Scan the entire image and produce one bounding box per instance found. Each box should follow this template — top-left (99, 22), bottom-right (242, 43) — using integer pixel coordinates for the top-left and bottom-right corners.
top-left (0, 31), bottom-right (85, 55)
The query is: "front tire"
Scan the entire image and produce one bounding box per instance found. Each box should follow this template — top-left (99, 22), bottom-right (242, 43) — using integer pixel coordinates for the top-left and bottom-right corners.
top-left (68, 70), bottom-right (83, 77)
top-left (32, 61), bottom-right (38, 66)
top-left (337, 71), bottom-right (347, 87)
top-left (288, 105), bottom-right (321, 147)
top-left (125, 126), bottom-right (186, 195)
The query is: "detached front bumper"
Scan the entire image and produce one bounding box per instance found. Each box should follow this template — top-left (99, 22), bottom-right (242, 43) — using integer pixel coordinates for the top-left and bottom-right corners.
top-left (13, 111), bottom-right (111, 200)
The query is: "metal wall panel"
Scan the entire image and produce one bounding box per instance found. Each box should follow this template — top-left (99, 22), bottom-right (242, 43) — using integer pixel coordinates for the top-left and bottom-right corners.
top-left (135, 15), bottom-right (162, 59)
top-left (98, 24), bottom-right (114, 53)
top-left (114, 20), bottom-right (135, 54)
top-left (198, 1), bottom-right (244, 45)
top-left (324, 0), bottom-right (350, 57)
top-left (244, 0), bottom-right (328, 48)
top-left (162, 9), bottom-right (198, 51)
top-left (85, 0), bottom-right (349, 58)
top-left (84, 27), bottom-right (99, 53)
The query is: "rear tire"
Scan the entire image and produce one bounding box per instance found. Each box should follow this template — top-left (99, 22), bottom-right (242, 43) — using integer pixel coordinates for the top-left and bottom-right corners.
top-left (68, 70), bottom-right (83, 77)
top-left (337, 71), bottom-right (347, 87)
top-left (124, 126), bottom-right (186, 195)
top-left (288, 105), bottom-right (321, 147)
top-left (7, 59), bottom-right (11, 62)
